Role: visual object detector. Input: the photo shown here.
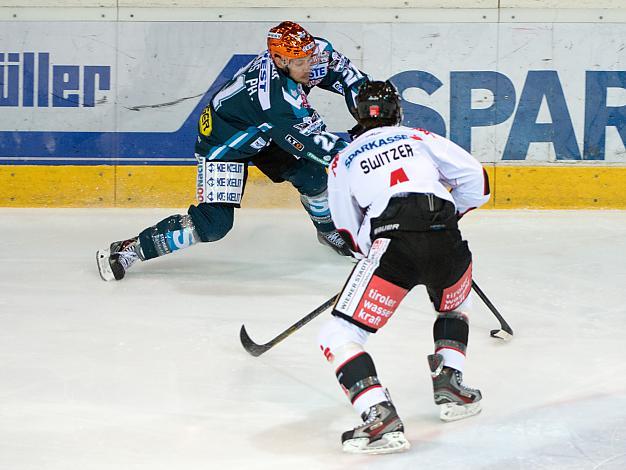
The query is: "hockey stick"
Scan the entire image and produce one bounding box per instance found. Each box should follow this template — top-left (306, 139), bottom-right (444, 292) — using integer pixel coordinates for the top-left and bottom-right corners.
top-left (239, 294), bottom-right (339, 357)
top-left (472, 280), bottom-right (513, 340)
top-left (240, 281), bottom-right (511, 356)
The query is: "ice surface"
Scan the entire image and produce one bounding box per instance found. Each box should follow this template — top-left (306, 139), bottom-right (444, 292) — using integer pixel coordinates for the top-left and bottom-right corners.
top-left (1, 208), bottom-right (625, 469)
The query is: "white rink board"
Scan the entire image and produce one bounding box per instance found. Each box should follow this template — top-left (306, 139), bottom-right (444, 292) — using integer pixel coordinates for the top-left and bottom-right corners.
top-left (1, 19), bottom-right (625, 163)
top-left (3, 1), bottom-right (625, 9)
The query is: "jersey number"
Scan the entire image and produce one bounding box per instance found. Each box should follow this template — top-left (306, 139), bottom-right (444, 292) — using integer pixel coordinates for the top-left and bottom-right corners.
top-left (342, 67), bottom-right (361, 87)
top-left (313, 132), bottom-right (338, 152)
top-left (212, 74), bottom-right (245, 110)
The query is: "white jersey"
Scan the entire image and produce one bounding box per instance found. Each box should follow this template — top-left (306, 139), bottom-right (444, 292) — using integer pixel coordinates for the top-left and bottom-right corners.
top-left (327, 125), bottom-right (490, 255)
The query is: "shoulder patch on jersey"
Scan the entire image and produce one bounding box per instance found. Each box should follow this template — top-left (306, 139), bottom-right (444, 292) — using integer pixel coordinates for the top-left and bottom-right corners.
top-left (293, 111), bottom-right (325, 136)
top-left (199, 107), bottom-right (213, 137)
top-left (329, 51), bottom-right (349, 72)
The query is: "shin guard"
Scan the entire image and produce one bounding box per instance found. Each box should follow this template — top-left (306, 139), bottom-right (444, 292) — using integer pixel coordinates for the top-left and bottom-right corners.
top-left (433, 311), bottom-right (469, 372)
top-left (138, 214), bottom-right (199, 260)
top-left (334, 347), bottom-right (387, 415)
top-left (300, 189), bottom-right (334, 233)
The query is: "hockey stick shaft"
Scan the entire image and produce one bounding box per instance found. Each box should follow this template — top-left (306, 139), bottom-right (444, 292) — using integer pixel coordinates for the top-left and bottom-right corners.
top-left (471, 280), bottom-right (514, 337)
top-left (240, 294), bottom-right (339, 357)
top-left (241, 280), bottom-right (511, 357)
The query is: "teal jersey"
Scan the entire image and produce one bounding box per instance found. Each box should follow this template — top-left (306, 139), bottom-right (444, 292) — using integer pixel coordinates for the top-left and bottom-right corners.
top-left (195, 38), bottom-right (368, 166)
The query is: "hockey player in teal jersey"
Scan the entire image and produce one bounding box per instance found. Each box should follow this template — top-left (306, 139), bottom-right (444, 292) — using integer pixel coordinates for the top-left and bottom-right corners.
top-left (97, 21), bottom-right (369, 281)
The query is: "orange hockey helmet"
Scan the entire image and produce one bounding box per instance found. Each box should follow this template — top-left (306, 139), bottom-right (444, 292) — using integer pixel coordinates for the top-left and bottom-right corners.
top-left (267, 21), bottom-right (317, 60)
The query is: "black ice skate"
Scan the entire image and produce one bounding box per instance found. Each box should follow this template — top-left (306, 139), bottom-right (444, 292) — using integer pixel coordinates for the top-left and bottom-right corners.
top-left (341, 401), bottom-right (410, 455)
top-left (96, 237), bottom-right (142, 281)
top-left (317, 230), bottom-right (353, 257)
top-left (428, 353), bottom-right (483, 422)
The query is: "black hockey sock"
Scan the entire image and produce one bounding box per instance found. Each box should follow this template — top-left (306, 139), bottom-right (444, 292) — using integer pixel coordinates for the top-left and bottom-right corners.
top-left (300, 190), bottom-right (335, 233)
top-left (138, 214), bottom-right (198, 260)
top-left (336, 352), bottom-right (381, 404)
top-left (433, 312), bottom-right (469, 354)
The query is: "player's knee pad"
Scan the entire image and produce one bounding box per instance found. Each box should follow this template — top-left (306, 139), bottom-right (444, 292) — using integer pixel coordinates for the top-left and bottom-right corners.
top-left (333, 243), bottom-right (409, 332)
top-left (318, 318), bottom-right (381, 404)
top-left (187, 203), bottom-right (234, 242)
top-left (318, 316), bottom-right (369, 363)
top-left (433, 310), bottom-right (470, 372)
top-left (138, 213), bottom-right (199, 259)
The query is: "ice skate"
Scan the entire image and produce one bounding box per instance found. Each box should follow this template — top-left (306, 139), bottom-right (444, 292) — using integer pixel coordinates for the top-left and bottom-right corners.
top-left (341, 401), bottom-right (410, 455)
top-left (317, 230), bottom-right (353, 257)
top-left (96, 237), bottom-right (142, 281)
top-left (428, 353), bottom-right (482, 422)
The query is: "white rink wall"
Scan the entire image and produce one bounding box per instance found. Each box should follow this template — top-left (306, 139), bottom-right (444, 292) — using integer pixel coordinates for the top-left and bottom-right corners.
top-left (1, 0), bottom-right (625, 208)
top-left (2, 0), bottom-right (624, 162)
top-left (2, 1), bottom-right (626, 7)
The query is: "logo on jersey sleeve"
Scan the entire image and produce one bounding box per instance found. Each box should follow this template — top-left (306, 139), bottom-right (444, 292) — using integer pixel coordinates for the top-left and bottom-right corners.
top-left (251, 137), bottom-right (267, 150)
top-left (293, 111), bottom-right (325, 136)
top-left (199, 107), bottom-right (213, 137)
top-left (285, 134), bottom-right (304, 151)
top-left (332, 81), bottom-right (344, 94)
top-left (329, 51), bottom-right (349, 72)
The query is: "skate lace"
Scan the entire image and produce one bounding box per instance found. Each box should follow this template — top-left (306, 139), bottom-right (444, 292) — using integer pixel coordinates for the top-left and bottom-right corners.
top-left (454, 370), bottom-right (479, 394)
top-left (324, 231), bottom-right (345, 247)
top-left (360, 406), bottom-right (382, 426)
top-left (116, 249), bottom-right (138, 270)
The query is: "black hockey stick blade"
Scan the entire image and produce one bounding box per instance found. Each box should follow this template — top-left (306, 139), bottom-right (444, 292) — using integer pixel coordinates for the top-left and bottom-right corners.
top-left (472, 280), bottom-right (514, 341)
top-left (239, 325), bottom-right (271, 357)
top-left (490, 328), bottom-right (513, 340)
top-left (240, 294), bottom-right (339, 357)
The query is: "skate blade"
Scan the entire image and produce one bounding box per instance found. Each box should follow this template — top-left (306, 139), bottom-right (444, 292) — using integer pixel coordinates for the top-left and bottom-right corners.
top-left (342, 431), bottom-right (410, 455)
top-left (439, 401), bottom-right (482, 422)
top-left (96, 248), bottom-right (116, 282)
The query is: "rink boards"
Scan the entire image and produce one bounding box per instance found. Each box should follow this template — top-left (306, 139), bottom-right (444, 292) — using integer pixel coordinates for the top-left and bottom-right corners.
top-left (1, 14), bottom-right (625, 208)
top-left (3, 164), bottom-right (626, 209)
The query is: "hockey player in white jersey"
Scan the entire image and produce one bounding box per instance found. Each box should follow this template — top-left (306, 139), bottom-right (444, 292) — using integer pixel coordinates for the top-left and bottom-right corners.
top-left (317, 80), bottom-right (491, 454)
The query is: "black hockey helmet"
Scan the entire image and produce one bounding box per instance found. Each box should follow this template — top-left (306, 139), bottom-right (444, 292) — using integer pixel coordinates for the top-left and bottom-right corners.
top-left (355, 80), bottom-right (403, 130)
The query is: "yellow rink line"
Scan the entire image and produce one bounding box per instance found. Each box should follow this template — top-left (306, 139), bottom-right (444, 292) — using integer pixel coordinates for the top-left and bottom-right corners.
top-left (1, 165), bottom-right (625, 209)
